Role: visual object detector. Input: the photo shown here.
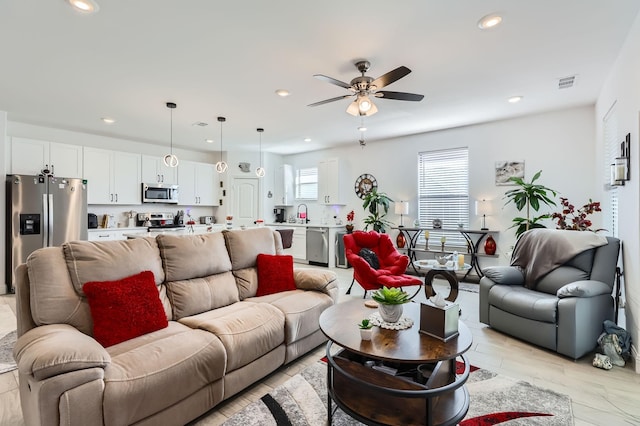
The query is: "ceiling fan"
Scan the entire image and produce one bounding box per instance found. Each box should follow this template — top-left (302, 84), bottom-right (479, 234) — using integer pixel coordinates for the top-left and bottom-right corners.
top-left (308, 60), bottom-right (424, 116)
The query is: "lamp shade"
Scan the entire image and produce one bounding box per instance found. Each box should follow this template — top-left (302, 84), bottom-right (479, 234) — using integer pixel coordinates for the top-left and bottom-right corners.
top-left (394, 201), bottom-right (409, 215)
top-left (475, 199), bottom-right (492, 216)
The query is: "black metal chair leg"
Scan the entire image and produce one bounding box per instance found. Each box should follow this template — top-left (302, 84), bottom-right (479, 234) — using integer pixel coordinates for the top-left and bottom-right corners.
top-left (346, 277), bottom-right (355, 295)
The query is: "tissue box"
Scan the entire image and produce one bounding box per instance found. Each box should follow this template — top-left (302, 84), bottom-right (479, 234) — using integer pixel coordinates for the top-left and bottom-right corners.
top-left (419, 301), bottom-right (459, 341)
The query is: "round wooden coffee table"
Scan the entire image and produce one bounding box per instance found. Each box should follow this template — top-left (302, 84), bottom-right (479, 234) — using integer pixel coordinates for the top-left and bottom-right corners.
top-left (319, 299), bottom-right (472, 426)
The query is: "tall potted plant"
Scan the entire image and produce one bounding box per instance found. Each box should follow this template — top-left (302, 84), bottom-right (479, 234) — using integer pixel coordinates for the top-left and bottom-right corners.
top-left (362, 189), bottom-right (393, 233)
top-left (503, 170), bottom-right (557, 238)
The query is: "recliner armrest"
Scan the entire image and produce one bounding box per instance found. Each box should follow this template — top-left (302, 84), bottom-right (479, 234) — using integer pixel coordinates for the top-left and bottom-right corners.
top-left (293, 268), bottom-right (338, 293)
top-left (557, 280), bottom-right (611, 298)
top-left (13, 324), bottom-right (110, 381)
top-left (482, 266), bottom-right (525, 285)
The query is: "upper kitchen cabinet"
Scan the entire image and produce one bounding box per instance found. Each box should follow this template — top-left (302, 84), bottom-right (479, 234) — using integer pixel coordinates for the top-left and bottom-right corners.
top-left (274, 164), bottom-right (294, 206)
top-left (11, 137), bottom-right (83, 178)
top-left (83, 148), bottom-right (141, 205)
top-left (177, 160), bottom-right (219, 206)
top-left (142, 155), bottom-right (178, 185)
top-left (318, 158), bottom-right (347, 205)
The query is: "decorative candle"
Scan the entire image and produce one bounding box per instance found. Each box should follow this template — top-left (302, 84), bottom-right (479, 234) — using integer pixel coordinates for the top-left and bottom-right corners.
top-left (424, 230), bottom-right (429, 239)
top-left (458, 254), bottom-right (465, 268)
top-left (440, 236), bottom-right (446, 243)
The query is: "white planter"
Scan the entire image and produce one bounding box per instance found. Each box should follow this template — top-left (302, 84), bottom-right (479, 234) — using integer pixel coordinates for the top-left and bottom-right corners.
top-left (378, 304), bottom-right (403, 323)
top-left (360, 328), bottom-right (372, 340)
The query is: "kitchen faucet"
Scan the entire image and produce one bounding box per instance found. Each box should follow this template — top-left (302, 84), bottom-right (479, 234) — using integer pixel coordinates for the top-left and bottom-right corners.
top-left (297, 204), bottom-right (309, 223)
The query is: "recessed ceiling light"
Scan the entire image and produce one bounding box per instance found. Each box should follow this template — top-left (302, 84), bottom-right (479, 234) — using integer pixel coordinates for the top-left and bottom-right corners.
top-left (67, 0), bottom-right (99, 13)
top-left (358, 126), bottom-right (367, 132)
top-left (101, 117), bottom-right (115, 124)
top-left (507, 96), bottom-right (523, 103)
top-left (275, 89), bottom-right (290, 97)
top-left (478, 14), bottom-right (502, 30)
top-left (304, 138), bottom-right (311, 142)
top-left (205, 139), bottom-right (214, 144)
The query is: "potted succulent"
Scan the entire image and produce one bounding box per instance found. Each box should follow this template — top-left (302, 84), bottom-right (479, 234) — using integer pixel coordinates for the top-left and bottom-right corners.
top-left (371, 286), bottom-right (410, 323)
top-left (358, 318), bottom-right (373, 340)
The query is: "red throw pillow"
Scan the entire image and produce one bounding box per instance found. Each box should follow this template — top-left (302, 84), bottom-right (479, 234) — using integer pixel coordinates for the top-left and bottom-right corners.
top-left (256, 254), bottom-right (296, 296)
top-left (83, 270), bottom-right (168, 347)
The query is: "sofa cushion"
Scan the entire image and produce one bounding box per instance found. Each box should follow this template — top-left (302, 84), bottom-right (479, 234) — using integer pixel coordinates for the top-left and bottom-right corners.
top-left (224, 228), bottom-right (280, 270)
top-left (248, 290), bottom-right (334, 344)
top-left (256, 254), bottom-right (296, 296)
top-left (103, 322), bottom-right (226, 425)
top-left (83, 271), bottom-right (168, 347)
top-left (157, 233), bottom-right (232, 282)
top-left (179, 301), bottom-right (285, 371)
top-left (167, 271), bottom-right (239, 319)
top-left (233, 268), bottom-right (259, 300)
top-left (488, 285), bottom-right (558, 323)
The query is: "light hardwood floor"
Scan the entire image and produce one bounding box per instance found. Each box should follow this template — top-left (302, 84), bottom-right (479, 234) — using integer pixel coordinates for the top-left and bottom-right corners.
top-left (1, 266), bottom-right (639, 426)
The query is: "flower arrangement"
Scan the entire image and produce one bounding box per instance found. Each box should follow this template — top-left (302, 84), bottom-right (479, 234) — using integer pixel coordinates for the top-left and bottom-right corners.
top-left (346, 210), bottom-right (355, 224)
top-left (551, 197), bottom-right (602, 231)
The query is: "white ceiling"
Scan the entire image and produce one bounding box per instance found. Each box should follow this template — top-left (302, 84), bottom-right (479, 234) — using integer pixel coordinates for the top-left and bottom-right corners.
top-left (1, 1), bottom-right (639, 155)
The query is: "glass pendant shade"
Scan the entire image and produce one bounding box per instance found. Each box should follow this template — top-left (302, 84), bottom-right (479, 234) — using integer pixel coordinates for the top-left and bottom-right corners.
top-left (347, 94), bottom-right (378, 116)
top-left (216, 116), bottom-right (227, 174)
top-left (255, 127), bottom-right (265, 177)
top-left (163, 102), bottom-right (179, 168)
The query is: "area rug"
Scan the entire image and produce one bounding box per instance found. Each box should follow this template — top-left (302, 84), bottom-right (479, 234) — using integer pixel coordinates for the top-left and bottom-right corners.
top-left (0, 304), bottom-right (18, 374)
top-left (221, 361), bottom-right (573, 426)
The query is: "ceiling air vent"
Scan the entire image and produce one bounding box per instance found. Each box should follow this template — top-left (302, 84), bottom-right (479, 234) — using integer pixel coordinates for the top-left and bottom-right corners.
top-left (558, 76), bottom-right (576, 89)
top-left (192, 122), bottom-right (208, 127)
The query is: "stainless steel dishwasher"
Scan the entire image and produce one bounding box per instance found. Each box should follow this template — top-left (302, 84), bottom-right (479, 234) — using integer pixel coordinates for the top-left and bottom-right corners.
top-left (306, 227), bottom-right (329, 266)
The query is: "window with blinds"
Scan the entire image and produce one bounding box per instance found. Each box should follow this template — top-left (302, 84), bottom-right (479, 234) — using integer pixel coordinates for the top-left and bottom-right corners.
top-left (417, 147), bottom-right (469, 247)
top-left (295, 167), bottom-right (318, 200)
top-left (603, 103), bottom-right (619, 237)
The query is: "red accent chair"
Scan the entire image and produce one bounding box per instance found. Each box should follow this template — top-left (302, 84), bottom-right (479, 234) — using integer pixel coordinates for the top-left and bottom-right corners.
top-left (343, 230), bottom-right (423, 298)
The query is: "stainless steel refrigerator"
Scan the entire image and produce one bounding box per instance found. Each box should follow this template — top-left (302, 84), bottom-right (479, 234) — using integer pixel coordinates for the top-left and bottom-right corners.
top-left (6, 174), bottom-right (88, 293)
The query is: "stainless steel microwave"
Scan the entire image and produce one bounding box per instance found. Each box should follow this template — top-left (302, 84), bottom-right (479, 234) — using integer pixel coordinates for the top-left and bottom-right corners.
top-left (142, 183), bottom-right (179, 204)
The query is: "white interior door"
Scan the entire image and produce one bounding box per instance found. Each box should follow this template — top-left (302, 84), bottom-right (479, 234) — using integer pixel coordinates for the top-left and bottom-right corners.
top-left (231, 177), bottom-right (259, 227)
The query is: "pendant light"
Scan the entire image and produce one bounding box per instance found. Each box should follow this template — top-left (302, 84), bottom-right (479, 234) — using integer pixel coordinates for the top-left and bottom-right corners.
top-left (255, 128), bottom-right (265, 177)
top-left (163, 102), bottom-right (179, 168)
top-left (215, 116), bottom-right (228, 173)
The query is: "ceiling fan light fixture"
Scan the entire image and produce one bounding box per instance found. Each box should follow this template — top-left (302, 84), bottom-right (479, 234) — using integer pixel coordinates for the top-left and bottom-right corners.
top-left (68, 0), bottom-right (99, 13)
top-left (215, 116), bottom-right (228, 174)
top-left (163, 102), bottom-right (179, 168)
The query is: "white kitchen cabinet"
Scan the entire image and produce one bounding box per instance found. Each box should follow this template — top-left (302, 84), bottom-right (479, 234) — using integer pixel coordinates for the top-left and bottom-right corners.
top-left (318, 158), bottom-right (346, 205)
top-left (11, 137), bottom-right (83, 177)
top-left (284, 226), bottom-right (307, 261)
top-left (177, 160), bottom-right (219, 206)
top-left (142, 155), bottom-right (177, 185)
top-left (274, 164), bottom-right (294, 206)
top-left (83, 148), bottom-right (141, 204)
top-left (88, 229), bottom-right (136, 241)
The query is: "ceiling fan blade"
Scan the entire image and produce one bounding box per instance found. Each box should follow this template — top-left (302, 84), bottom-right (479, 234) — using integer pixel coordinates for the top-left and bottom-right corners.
top-left (307, 94), bottom-right (354, 107)
top-left (313, 74), bottom-right (352, 89)
top-left (375, 91), bottom-right (424, 102)
top-left (370, 66), bottom-right (411, 89)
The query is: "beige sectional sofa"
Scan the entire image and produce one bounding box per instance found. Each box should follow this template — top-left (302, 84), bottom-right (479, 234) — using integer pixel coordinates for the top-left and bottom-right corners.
top-left (13, 228), bottom-right (338, 426)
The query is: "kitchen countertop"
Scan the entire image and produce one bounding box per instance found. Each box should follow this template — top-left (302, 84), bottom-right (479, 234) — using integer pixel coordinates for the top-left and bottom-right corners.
top-left (266, 223), bottom-right (345, 228)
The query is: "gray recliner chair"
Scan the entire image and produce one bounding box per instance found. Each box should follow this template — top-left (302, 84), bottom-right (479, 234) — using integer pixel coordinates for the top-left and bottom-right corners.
top-left (479, 229), bottom-right (620, 359)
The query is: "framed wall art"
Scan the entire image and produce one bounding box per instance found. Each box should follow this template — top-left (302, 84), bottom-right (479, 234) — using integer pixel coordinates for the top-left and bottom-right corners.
top-left (495, 160), bottom-right (524, 185)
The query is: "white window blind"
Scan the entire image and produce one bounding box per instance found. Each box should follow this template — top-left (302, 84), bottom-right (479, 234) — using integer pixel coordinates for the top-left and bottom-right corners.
top-left (295, 167), bottom-right (318, 200)
top-left (603, 103), bottom-right (619, 237)
top-left (418, 147), bottom-right (469, 247)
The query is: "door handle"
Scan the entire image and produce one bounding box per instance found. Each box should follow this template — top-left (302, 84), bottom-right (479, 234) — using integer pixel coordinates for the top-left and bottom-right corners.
top-left (42, 194), bottom-right (48, 248)
top-left (110, 193), bottom-right (113, 202)
top-left (47, 194), bottom-right (54, 247)
top-left (115, 193), bottom-right (118, 202)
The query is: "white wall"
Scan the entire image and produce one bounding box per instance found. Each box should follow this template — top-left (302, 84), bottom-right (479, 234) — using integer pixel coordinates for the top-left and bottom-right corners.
top-left (284, 106), bottom-right (597, 265)
top-left (596, 11), bottom-right (640, 371)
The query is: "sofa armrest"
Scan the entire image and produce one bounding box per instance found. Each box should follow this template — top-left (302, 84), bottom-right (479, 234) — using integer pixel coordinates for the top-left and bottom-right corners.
top-left (14, 324), bottom-right (110, 381)
top-left (293, 269), bottom-right (339, 300)
top-left (482, 266), bottom-right (525, 285)
top-left (557, 280), bottom-right (611, 298)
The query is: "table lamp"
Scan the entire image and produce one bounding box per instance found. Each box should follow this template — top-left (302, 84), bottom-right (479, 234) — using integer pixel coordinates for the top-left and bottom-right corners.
top-left (475, 199), bottom-right (492, 230)
top-left (394, 201), bottom-right (409, 227)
